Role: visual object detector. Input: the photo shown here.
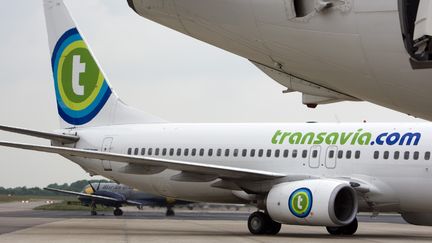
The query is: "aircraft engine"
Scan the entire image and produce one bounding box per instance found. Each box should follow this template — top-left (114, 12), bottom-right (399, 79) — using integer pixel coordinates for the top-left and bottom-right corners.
top-left (266, 179), bottom-right (358, 227)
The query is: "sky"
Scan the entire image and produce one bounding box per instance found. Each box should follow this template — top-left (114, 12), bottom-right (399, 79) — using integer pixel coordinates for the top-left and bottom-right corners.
top-left (0, 0), bottom-right (423, 188)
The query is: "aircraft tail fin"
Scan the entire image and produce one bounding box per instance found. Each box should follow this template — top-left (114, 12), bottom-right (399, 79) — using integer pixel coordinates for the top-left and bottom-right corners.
top-left (43, 0), bottom-right (165, 128)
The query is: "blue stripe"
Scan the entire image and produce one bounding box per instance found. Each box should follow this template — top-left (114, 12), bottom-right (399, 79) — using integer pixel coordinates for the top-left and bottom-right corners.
top-left (52, 27), bottom-right (112, 126)
top-left (52, 34), bottom-right (82, 80)
top-left (51, 28), bottom-right (79, 70)
top-left (58, 87), bottom-right (112, 125)
top-left (58, 81), bottom-right (110, 118)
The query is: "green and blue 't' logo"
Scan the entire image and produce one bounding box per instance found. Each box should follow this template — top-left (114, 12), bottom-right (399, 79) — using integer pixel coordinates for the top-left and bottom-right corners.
top-left (51, 28), bottom-right (111, 125)
top-left (289, 188), bottom-right (313, 218)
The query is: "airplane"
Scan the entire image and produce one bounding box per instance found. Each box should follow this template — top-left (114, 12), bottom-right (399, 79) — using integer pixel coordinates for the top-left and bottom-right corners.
top-left (126, 1), bottom-right (432, 121)
top-left (2, 0), bottom-right (432, 236)
top-left (45, 182), bottom-right (190, 216)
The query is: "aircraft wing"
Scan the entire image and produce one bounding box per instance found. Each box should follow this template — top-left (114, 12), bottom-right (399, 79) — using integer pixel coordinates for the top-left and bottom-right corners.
top-left (125, 200), bottom-right (144, 206)
top-left (44, 187), bottom-right (123, 202)
top-left (0, 141), bottom-right (286, 181)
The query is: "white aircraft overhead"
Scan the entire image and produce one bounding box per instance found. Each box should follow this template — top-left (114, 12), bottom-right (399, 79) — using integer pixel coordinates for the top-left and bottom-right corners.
top-left (3, 0), bottom-right (432, 236)
top-left (127, 0), bottom-right (432, 120)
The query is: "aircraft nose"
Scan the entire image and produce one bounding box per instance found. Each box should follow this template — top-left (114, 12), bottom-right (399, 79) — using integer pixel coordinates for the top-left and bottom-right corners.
top-left (127, 0), bottom-right (137, 13)
top-left (126, 0), bottom-right (188, 33)
top-left (127, 0), bottom-right (178, 18)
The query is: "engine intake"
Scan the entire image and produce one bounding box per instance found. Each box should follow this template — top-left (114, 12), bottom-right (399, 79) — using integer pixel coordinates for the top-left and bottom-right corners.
top-left (266, 179), bottom-right (358, 226)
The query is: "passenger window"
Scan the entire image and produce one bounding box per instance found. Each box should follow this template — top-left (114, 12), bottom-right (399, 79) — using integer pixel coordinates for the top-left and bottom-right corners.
top-left (242, 149), bottom-right (247, 157)
top-left (155, 148), bottom-right (160, 156)
top-left (414, 151), bottom-right (419, 160)
top-left (302, 150), bottom-right (307, 158)
top-left (184, 148), bottom-right (189, 156)
top-left (127, 148), bottom-right (132, 155)
top-left (177, 148), bottom-right (182, 156)
top-left (346, 150), bottom-right (352, 159)
top-left (141, 148), bottom-right (145, 155)
top-left (329, 150), bottom-right (335, 159)
top-left (162, 148), bottom-right (167, 156)
top-left (169, 148), bottom-right (174, 156)
top-left (266, 149), bottom-right (272, 157)
top-left (275, 149), bottom-right (280, 158)
top-left (225, 149), bottom-right (230, 157)
top-left (383, 151), bottom-right (389, 160)
top-left (425, 152), bottom-right (431, 160)
top-left (217, 149), bottom-right (222, 157)
top-left (283, 149), bottom-right (289, 158)
top-left (394, 151), bottom-right (400, 160)
top-left (234, 149), bottom-right (239, 157)
top-left (148, 148), bottom-right (152, 156)
top-left (258, 149), bottom-right (264, 157)
top-left (338, 150), bottom-right (343, 159)
top-left (312, 150), bottom-right (318, 158)
top-left (134, 148), bottom-right (139, 155)
top-left (208, 149), bottom-right (213, 156)
top-left (373, 151), bottom-right (379, 159)
top-left (250, 149), bottom-right (256, 157)
top-left (404, 151), bottom-right (410, 160)
top-left (191, 148), bottom-right (197, 156)
top-left (199, 148), bottom-right (205, 156)
top-left (355, 151), bottom-right (360, 159)
top-left (292, 149), bottom-right (298, 158)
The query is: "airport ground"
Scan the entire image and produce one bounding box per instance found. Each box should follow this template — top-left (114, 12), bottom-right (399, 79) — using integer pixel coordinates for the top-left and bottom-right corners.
top-left (1, 200), bottom-right (432, 242)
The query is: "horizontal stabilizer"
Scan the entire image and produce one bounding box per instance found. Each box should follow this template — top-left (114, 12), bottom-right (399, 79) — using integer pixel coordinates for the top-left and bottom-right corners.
top-left (0, 125), bottom-right (79, 144)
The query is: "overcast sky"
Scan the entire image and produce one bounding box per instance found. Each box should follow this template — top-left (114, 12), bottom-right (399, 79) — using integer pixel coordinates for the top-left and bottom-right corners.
top-left (0, 0), bottom-right (423, 188)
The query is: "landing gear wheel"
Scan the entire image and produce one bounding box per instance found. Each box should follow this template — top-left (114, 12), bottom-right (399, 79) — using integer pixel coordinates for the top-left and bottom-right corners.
top-left (266, 219), bottom-right (282, 235)
top-left (90, 203), bottom-right (97, 216)
top-left (326, 217), bottom-right (358, 236)
top-left (248, 212), bottom-right (267, 235)
top-left (166, 207), bottom-right (175, 216)
top-left (247, 211), bottom-right (281, 235)
top-left (113, 208), bottom-right (123, 216)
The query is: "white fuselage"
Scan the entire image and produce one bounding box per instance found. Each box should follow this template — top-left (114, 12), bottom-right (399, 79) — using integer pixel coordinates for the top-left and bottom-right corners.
top-left (66, 122), bottom-right (432, 213)
top-left (131, 0), bottom-right (432, 120)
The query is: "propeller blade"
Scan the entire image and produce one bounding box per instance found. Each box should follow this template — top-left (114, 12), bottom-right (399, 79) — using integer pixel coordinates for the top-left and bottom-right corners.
top-left (97, 180), bottom-right (102, 190)
top-left (88, 181), bottom-right (96, 193)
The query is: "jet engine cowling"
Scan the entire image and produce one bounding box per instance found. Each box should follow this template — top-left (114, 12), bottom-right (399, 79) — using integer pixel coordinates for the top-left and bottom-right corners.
top-left (266, 179), bottom-right (358, 226)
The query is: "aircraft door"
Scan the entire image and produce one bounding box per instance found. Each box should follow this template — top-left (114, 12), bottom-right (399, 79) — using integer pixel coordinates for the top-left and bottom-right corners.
top-left (399, 0), bottom-right (432, 68)
top-left (101, 137), bottom-right (113, 171)
top-left (308, 146), bottom-right (321, 168)
top-left (325, 146), bottom-right (337, 169)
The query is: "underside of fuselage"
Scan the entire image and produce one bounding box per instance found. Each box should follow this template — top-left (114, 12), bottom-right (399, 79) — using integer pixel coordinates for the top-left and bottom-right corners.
top-left (128, 0), bottom-right (432, 121)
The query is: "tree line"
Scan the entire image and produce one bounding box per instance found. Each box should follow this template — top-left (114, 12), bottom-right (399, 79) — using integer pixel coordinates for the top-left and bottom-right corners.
top-left (0, 179), bottom-right (111, 196)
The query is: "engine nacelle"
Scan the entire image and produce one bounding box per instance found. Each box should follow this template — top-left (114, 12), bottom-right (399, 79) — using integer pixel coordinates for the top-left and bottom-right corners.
top-left (266, 179), bottom-right (358, 226)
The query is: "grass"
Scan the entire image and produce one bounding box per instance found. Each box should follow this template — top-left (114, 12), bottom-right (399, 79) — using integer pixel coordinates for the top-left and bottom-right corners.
top-left (34, 200), bottom-right (113, 212)
top-left (0, 195), bottom-right (111, 212)
top-left (0, 195), bottom-right (74, 203)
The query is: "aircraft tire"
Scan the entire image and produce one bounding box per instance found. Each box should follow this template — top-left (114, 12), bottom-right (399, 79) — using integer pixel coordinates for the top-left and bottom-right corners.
top-left (113, 208), bottom-right (123, 216)
top-left (166, 208), bottom-right (175, 216)
top-left (248, 211), bottom-right (280, 235)
top-left (265, 219), bottom-right (281, 235)
top-left (326, 218), bottom-right (358, 236)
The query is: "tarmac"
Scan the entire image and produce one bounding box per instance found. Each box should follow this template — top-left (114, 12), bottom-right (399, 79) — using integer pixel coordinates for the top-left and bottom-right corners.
top-left (1, 200), bottom-right (432, 242)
